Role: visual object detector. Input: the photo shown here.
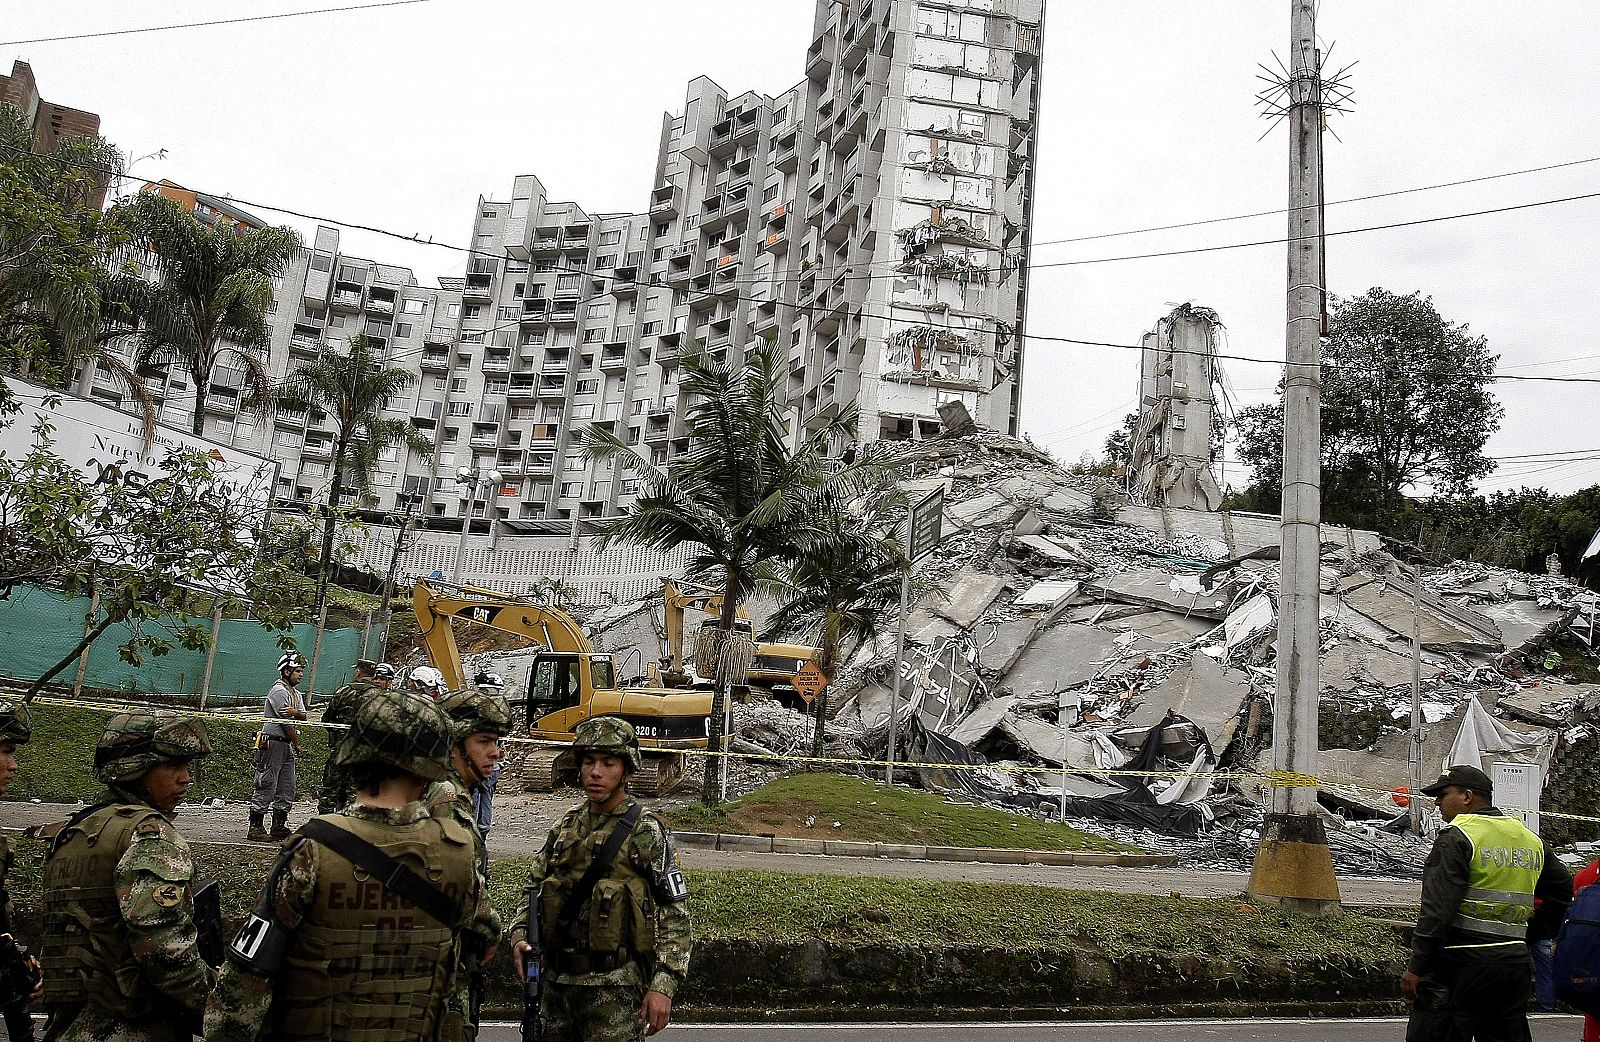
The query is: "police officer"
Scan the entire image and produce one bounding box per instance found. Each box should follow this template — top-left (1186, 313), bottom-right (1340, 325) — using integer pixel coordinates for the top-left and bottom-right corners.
top-left (510, 717), bottom-right (693, 1042)
top-left (249, 651), bottom-right (307, 842)
top-left (1403, 764), bottom-right (1572, 1042)
top-left (204, 689), bottom-right (490, 1042)
top-left (39, 711), bottom-right (215, 1042)
top-left (435, 687), bottom-right (512, 1040)
top-left (318, 661), bottom-right (395, 813)
top-left (0, 702), bottom-right (41, 1042)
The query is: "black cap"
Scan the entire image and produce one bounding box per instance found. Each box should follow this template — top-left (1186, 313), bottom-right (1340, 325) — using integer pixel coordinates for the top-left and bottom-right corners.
top-left (1420, 764), bottom-right (1493, 798)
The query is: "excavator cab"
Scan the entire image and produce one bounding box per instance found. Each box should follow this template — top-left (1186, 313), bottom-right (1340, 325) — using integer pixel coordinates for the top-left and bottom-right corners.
top-left (526, 653), bottom-right (617, 719)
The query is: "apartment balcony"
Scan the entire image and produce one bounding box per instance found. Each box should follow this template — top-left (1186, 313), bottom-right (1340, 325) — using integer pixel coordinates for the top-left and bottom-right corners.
top-left (649, 183), bottom-right (681, 219)
top-left (330, 290), bottom-right (363, 311)
top-left (760, 230), bottom-right (787, 254)
top-left (482, 356), bottom-right (511, 374)
top-left (424, 328), bottom-right (453, 346)
top-left (663, 257), bottom-right (693, 289)
top-left (462, 279), bottom-right (494, 302)
top-left (537, 377), bottom-right (567, 398)
top-left (470, 434), bottom-right (499, 449)
top-left (508, 377), bottom-right (538, 399)
top-left (289, 334), bottom-right (320, 357)
top-left (532, 236), bottom-right (561, 253)
top-left (773, 140), bottom-right (799, 173)
top-left (599, 347), bottom-right (628, 371)
top-left (205, 395), bottom-right (239, 417)
top-left (552, 281), bottom-right (583, 300)
top-left (421, 352), bottom-right (449, 372)
top-left (302, 442), bottom-right (334, 461)
top-left (549, 307), bottom-right (579, 326)
top-left (806, 32), bottom-right (835, 80)
top-left (525, 459), bottom-right (555, 476)
top-left (365, 296), bottom-right (394, 317)
top-left (708, 121), bottom-right (737, 160)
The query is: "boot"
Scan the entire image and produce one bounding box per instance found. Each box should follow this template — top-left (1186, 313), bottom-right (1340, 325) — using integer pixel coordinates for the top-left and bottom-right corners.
top-left (269, 808), bottom-right (291, 840)
top-left (247, 811), bottom-right (270, 843)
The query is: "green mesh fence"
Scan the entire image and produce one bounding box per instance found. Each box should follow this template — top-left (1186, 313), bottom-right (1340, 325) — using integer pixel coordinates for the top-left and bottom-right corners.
top-left (0, 585), bottom-right (362, 698)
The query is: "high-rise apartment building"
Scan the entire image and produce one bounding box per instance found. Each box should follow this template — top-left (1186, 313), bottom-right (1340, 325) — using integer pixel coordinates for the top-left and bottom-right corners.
top-left (77, 0), bottom-right (1045, 574)
top-left (0, 60), bottom-right (101, 155)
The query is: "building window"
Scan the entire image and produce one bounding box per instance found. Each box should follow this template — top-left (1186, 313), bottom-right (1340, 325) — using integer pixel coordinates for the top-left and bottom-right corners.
top-left (329, 314), bottom-right (346, 328)
top-left (396, 322), bottom-right (413, 338)
top-left (653, 222), bottom-right (669, 237)
top-left (600, 230), bottom-right (622, 245)
top-left (402, 298), bottom-right (426, 314)
top-left (763, 184), bottom-right (780, 202)
top-left (447, 303), bottom-right (461, 317)
top-left (575, 379), bottom-right (599, 395)
top-left (448, 402), bottom-right (472, 417)
top-left (465, 305), bottom-right (482, 319)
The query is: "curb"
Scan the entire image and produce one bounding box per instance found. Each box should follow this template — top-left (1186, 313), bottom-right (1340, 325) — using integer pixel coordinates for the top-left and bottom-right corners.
top-left (674, 831), bottom-right (1176, 867)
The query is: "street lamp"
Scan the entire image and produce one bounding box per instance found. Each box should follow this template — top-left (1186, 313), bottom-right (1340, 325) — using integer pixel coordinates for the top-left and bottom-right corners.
top-left (451, 465), bottom-right (502, 583)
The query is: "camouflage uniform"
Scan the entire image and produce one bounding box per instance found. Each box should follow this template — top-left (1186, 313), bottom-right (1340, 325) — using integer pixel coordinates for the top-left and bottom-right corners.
top-left (0, 702), bottom-right (38, 1042)
top-left (205, 690), bottom-right (487, 1042)
top-left (317, 677), bottom-right (378, 814)
top-left (510, 718), bottom-right (694, 1042)
top-left (39, 712), bottom-right (214, 1042)
top-left (431, 688), bottom-right (513, 1041)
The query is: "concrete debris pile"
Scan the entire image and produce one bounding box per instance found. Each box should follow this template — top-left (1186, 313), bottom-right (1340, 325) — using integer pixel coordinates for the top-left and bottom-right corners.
top-left (806, 429), bottom-right (1600, 868)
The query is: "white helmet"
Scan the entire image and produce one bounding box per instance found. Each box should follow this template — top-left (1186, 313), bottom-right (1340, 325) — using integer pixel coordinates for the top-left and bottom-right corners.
top-left (277, 651), bottom-right (305, 675)
top-left (407, 665), bottom-right (447, 698)
top-left (473, 671), bottom-right (504, 691)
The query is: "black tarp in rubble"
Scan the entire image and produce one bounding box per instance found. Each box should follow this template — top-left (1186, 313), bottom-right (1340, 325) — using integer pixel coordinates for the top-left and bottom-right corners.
top-left (898, 712), bottom-right (1206, 835)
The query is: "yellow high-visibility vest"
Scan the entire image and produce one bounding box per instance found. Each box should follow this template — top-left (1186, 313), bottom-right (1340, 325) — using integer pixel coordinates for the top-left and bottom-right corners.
top-left (1449, 812), bottom-right (1543, 940)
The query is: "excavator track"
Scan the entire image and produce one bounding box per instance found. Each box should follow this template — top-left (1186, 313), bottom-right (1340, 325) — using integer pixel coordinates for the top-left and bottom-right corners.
top-left (632, 752), bottom-right (686, 797)
top-left (510, 746), bottom-right (565, 793)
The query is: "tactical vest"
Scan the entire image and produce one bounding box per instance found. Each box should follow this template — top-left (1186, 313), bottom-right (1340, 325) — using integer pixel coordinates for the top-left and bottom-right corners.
top-left (1449, 812), bottom-right (1543, 940)
top-left (538, 807), bottom-right (658, 974)
top-left (271, 810), bottom-right (476, 1042)
top-left (40, 803), bottom-right (175, 1019)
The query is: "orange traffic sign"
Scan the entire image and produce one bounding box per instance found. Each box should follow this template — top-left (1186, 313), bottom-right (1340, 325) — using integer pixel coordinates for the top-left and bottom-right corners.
top-left (792, 660), bottom-right (828, 703)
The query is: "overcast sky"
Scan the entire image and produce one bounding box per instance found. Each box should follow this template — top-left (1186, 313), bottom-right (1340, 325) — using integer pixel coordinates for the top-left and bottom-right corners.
top-left (7, 1), bottom-right (1599, 494)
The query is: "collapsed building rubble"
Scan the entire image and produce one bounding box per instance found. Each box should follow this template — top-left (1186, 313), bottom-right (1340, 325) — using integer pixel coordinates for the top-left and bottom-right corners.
top-left (559, 426), bottom-right (1600, 875)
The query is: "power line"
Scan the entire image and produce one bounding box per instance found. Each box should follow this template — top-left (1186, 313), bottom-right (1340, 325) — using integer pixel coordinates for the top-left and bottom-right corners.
top-left (0, 0), bottom-right (441, 47)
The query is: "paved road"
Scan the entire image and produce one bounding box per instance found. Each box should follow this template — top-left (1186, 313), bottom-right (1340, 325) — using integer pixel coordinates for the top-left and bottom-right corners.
top-left (480, 1015), bottom-right (1583, 1042)
top-left (0, 799), bottom-right (1422, 904)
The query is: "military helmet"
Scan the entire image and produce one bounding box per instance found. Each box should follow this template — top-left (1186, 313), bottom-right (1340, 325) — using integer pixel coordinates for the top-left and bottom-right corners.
top-left (0, 701), bottom-right (31, 745)
top-left (95, 711), bottom-right (211, 785)
top-left (438, 688), bottom-right (513, 741)
top-left (571, 715), bottom-right (640, 774)
top-left (333, 688), bottom-right (451, 781)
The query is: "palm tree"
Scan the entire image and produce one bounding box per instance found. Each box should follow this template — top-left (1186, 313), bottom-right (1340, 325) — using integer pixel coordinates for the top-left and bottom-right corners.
top-left (584, 344), bottom-right (887, 804)
top-left (273, 333), bottom-right (433, 616)
top-left (767, 508), bottom-right (907, 759)
top-left (118, 192), bottom-right (301, 435)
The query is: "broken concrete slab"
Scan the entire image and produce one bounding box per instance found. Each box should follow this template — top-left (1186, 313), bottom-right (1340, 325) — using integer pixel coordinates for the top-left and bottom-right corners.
top-left (1016, 534), bottom-right (1085, 564)
top-left (997, 711), bottom-right (1070, 765)
top-left (1102, 609), bottom-right (1218, 645)
top-left (1001, 623), bottom-right (1123, 696)
top-left (1014, 579), bottom-right (1082, 610)
top-left (1012, 506), bottom-right (1046, 537)
top-left (1089, 567), bottom-right (1231, 620)
top-left (1339, 572), bottom-right (1503, 653)
top-left (1037, 772), bottom-right (1125, 799)
top-left (1496, 683), bottom-right (1590, 729)
top-left (999, 475), bottom-right (1054, 503)
top-left (931, 570), bottom-right (1009, 628)
top-left (1478, 599), bottom-right (1572, 653)
top-left (1122, 653), bottom-right (1250, 744)
top-left (976, 620), bottom-right (1038, 675)
top-left (1042, 488), bottom-right (1096, 514)
top-left (1321, 637), bottom-right (1438, 692)
top-left (947, 491), bottom-right (1014, 529)
top-left (1224, 593), bottom-right (1275, 652)
top-left (944, 694), bottom-right (1018, 744)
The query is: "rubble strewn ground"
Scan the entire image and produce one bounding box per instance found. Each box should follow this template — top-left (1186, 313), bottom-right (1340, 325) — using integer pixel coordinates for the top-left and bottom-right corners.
top-left (564, 430), bottom-right (1600, 877)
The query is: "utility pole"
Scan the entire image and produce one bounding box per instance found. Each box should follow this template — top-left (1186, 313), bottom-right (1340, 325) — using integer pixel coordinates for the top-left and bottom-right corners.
top-left (1247, 0), bottom-right (1341, 913)
top-left (377, 501), bottom-right (418, 658)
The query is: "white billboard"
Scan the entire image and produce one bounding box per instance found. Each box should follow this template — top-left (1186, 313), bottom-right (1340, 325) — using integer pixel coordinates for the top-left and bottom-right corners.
top-left (1, 377), bottom-right (276, 513)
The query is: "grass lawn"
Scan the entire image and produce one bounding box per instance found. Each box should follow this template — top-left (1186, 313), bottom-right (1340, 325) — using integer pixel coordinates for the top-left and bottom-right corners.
top-left (5, 702), bottom-right (331, 804)
top-left (664, 772), bottom-right (1139, 853)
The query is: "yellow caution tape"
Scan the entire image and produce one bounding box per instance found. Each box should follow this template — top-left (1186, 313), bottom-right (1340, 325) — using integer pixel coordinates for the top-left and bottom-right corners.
top-left (16, 690), bottom-right (1600, 827)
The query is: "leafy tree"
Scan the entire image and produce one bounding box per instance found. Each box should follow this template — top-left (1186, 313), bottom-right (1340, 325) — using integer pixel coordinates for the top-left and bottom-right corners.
top-left (583, 346), bottom-right (888, 804)
top-left (0, 401), bottom-right (296, 696)
top-left (1233, 288), bottom-right (1503, 526)
top-left (1103, 412), bottom-right (1137, 469)
top-left (766, 503), bottom-right (906, 759)
top-left (116, 192), bottom-right (301, 435)
top-left (272, 333), bottom-right (432, 617)
top-left (0, 104), bottom-right (128, 395)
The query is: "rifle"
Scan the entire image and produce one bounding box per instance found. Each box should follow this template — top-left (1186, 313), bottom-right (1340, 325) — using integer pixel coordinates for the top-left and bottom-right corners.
top-left (192, 881), bottom-right (224, 968)
top-left (522, 900), bottom-right (542, 1042)
top-left (0, 933), bottom-right (36, 1009)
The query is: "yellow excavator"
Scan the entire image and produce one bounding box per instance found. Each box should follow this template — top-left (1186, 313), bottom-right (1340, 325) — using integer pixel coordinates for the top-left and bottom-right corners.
top-left (412, 578), bottom-right (710, 795)
top-left (655, 579), bottom-right (820, 702)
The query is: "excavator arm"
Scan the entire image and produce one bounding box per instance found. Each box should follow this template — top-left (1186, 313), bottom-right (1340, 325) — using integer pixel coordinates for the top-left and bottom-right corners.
top-left (412, 578), bottom-right (596, 690)
top-left (661, 579), bottom-right (738, 674)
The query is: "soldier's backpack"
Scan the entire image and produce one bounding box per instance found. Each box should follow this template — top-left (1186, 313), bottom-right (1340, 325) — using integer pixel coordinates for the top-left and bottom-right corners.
top-left (1555, 880), bottom-right (1600, 1014)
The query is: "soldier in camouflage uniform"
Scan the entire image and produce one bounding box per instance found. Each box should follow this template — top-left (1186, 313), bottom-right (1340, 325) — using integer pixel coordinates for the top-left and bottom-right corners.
top-left (511, 717), bottom-right (693, 1042)
top-left (205, 689), bottom-right (490, 1042)
top-left (433, 687), bottom-right (511, 1041)
top-left (0, 701), bottom-right (42, 1042)
top-left (317, 661), bottom-right (394, 814)
top-left (38, 711), bottom-right (215, 1042)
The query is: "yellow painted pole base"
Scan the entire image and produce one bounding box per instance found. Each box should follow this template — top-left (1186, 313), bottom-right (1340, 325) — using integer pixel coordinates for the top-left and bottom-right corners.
top-left (1247, 812), bottom-right (1342, 915)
